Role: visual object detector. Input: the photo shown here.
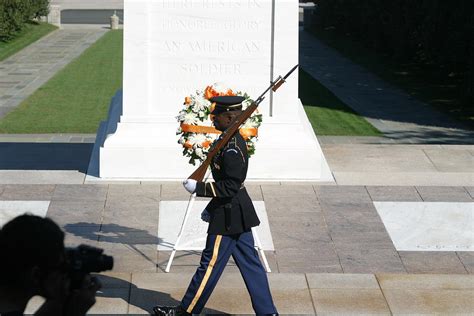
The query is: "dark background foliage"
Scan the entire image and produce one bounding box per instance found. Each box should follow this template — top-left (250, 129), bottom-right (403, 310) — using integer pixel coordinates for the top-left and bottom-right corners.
top-left (313, 0), bottom-right (474, 106)
top-left (0, 0), bottom-right (50, 41)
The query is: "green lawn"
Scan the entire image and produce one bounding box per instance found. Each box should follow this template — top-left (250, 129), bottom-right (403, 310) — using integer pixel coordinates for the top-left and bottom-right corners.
top-left (300, 69), bottom-right (382, 136)
top-left (309, 28), bottom-right (473, 129)
top-left (0, 30), bottom-right (123, 133)
top-left (0, 21), bottom-right (57, 62)
top-left (0, 28), bottom-right (377, 136)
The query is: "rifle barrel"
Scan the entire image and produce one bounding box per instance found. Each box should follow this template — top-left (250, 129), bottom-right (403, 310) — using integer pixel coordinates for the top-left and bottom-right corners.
top-left (187, 64), bottom-right (298, 181)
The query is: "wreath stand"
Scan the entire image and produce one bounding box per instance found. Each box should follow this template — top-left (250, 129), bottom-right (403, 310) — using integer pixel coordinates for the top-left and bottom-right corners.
top-left (165, 171), bottom-right (271, 273)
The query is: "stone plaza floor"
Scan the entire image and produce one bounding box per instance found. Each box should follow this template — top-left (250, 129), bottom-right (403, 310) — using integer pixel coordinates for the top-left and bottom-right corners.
top-left (0, 181), bottom-right (472, 315)
top-left (0, 136), bottom-right (472, 314)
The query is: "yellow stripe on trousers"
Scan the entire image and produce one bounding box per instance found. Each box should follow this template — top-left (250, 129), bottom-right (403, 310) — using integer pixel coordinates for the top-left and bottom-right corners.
top-left (210, 182), bottom-right (217, 197)
top-left (187, 235), bottom-right (222, 313)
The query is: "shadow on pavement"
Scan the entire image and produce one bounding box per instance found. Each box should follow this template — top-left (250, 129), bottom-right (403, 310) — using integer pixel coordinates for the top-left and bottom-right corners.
top-left (64, 223), bottom-right (161, 245)
top-left (0, 143), bottom-right (93, 172)
top-left (65, 224), bottom-right (227, 314)
top-left (64, 222), bottom-right (162, 267)
top-left (382, 129), bottom-right (474, 144)
top-left (93, 274), bottom-right (226, 315)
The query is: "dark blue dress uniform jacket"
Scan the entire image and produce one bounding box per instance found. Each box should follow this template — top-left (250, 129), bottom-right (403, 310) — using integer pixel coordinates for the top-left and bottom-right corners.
top-left (194, 133), bottom-right (260, 235)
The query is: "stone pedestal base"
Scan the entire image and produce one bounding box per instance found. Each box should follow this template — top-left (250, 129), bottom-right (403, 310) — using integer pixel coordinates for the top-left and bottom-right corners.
top-left (89, 90), bottom-right (333, 182)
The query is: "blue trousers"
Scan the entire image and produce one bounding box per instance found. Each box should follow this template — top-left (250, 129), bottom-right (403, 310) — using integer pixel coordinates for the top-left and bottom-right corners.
top-left (181, 231), bottom-right (277, 315)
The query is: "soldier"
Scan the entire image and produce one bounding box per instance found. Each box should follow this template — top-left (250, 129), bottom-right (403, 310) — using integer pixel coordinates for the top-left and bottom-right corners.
top-left (153, 96), bottom-right (278, 316)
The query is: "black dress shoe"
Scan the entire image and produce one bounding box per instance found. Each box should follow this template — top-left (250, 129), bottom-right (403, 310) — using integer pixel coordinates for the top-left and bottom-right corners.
top-left (152, 305), bottom-right (191, 316)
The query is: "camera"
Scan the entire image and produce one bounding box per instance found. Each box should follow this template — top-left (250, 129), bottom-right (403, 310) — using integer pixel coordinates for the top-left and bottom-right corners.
top-left (66, 244), bottom-right (114, 289)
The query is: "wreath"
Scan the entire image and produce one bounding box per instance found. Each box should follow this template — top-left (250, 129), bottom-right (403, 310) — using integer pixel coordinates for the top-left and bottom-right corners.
top-left (177, 84), bottom-right (263, 165)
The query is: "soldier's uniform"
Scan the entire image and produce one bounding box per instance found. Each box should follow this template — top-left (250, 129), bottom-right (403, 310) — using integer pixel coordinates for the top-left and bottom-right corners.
top-left (195, 133), bottom-right (260, 235)
top-left (163, 96), bottom-right (278, 316)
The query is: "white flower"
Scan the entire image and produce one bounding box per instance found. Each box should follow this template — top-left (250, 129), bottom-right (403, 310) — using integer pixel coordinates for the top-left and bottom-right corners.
top-left (195, 147), bottom-right (203, 157)
top-left (194, 147), bottom-right (207, 160)
top-left (176, 110), bottom-right (187, 121)
top-left (242, 99), bottom-right (252, 109)
top-left (201, 118), bottom-right (213, 126)
top-left (193, 95), bottom-right (209, 111)
top-left (241, 119), bottom-right (255, 128)
top-left (189, 133), bottom-right (207, 146)
top-left (178, 136), bottom-right (186, 145)
top-left (198, 111), bottom-right (205, 118)
top-left (180, 112), bottom-right (199, 125)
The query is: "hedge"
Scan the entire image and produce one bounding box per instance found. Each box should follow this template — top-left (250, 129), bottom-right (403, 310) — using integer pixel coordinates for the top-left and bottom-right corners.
top-left (0, 0), bottom-right (50, 41)
top-left (313, 0), bottom-right (474, 102)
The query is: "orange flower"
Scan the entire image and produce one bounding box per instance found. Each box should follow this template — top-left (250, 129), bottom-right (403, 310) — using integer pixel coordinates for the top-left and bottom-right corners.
top-left (184, 141), bottom-right (193, 149)
top-left (184, 96), bottom-right (192, 105)
top-left (204, 86), bottom-right (236, 99)
top-left (202, 141), bottom-right (211, 148)
top-left (239, 128), bottom-right (258, 140)
top-left (204, 86), bottom-right (218, 99)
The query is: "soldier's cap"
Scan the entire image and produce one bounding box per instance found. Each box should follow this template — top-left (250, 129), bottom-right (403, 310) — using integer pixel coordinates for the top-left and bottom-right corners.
top-left (210, 96), bottom-right (245, 115)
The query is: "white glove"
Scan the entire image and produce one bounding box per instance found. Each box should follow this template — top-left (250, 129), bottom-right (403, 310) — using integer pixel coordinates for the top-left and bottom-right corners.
top-left (183, 179), bottom-right (197, 193)
top-left (201, 209), bottom-right (210, 223)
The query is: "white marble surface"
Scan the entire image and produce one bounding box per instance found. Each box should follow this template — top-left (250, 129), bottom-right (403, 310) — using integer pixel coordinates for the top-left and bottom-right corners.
top-left (374, 202), bottom-right (474, 251)
top-left (119, 0), bottom-right (299, 119)
top-left (157, 200), bottom-right (274, 251)
top-left (97, 0), bottom-right (333, 181)
top-left (0, 201), bottom-right (50, 227)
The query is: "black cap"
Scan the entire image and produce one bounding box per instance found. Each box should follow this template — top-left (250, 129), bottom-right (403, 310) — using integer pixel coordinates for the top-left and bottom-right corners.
top-left (210, 96), bottom-right (245, 115)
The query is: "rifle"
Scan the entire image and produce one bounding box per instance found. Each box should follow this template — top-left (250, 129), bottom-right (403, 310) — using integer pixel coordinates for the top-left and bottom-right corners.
top-left (188, 64), bottom-right (299, 181)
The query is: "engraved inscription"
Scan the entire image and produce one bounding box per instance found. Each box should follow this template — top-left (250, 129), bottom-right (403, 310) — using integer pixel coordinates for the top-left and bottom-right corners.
top-left (188, 41), bottom-right (259, 53)
top-left (146, 0), bottom-right (273, 110)
top-left (158, 0), bottom-right (262, 9)
top-left (180, 63), bottom-right (241, 75)
top-left (156, 86), bottom-right (201, 95)
top-left (164, 41), bottom-right (182, 52)
top-left (162, 40), bottom-right (261, 55)
top-left (160, 17), bottom-right (262, 31)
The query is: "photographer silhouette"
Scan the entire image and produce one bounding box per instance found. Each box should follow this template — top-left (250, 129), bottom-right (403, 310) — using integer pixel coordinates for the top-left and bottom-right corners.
top-left (0, 214), bottom-right (106, 316)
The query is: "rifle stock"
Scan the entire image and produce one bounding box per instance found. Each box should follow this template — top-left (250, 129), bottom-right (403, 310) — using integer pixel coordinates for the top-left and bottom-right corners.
top-left (188, 159), bottom-right (211, 181)
top-left (187, 64), bottom-right (298, 182)
top-left (271, 78), bottom-right (285, 92)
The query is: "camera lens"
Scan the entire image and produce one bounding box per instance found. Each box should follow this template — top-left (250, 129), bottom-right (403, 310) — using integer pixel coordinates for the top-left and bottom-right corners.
top-left (99, 254), bottom-right (114, 271)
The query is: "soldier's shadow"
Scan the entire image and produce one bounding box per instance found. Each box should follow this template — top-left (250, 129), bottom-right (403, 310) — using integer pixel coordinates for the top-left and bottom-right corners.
top-left (64, 222), bottom-right (164, 267)
top-left (64, 222), bottom-right (161, 243)
top-left (64, 224), bottom-right (226, 314)
top-left (93, 274), bottom-right (226, 315)
top-left (64, 222), bottom-right (209, 273)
